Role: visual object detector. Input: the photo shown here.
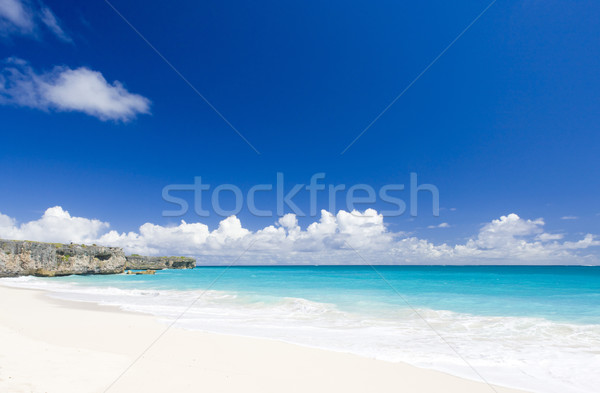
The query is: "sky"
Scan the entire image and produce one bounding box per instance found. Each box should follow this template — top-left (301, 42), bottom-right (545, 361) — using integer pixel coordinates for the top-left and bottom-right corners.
top-left (0, 0), bottom-right (599, 264)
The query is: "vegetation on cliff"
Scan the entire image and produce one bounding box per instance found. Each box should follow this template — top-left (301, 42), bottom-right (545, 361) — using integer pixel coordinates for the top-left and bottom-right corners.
top-left (0, 239), bottom-right (196, 277)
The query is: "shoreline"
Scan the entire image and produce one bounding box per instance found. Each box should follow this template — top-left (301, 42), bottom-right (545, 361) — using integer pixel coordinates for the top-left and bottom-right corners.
top-left (0, 283), bottom-right (529, 393)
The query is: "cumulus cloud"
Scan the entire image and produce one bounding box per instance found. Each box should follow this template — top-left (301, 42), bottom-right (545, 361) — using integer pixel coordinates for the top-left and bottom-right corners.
top-left (0, 0), bottom-right (71, 42)
top-left (97, 209), bottom-right (392, 259)
top-left (0, 207), bottom-right (598, 265)
top-left (0, 58), bottom-right (151, 121)
top-left (468, 214), bottom-right (544, 250)
top-left (0, 206), bottom-right (108, 243)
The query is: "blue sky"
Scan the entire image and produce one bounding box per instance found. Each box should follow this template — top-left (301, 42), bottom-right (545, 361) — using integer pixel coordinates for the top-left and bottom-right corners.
top-left (1, 0), bottom-right (599, 264)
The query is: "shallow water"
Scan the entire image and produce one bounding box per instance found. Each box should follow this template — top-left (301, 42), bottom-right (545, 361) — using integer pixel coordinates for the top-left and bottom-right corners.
top-left (4, 266), bottom-right (600, 393)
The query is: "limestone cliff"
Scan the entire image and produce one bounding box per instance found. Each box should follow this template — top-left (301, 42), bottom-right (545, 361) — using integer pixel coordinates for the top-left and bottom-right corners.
top-left (125, 255), bottom-right (196, 270)
top-left (0, 239), bottom-right (126, 277)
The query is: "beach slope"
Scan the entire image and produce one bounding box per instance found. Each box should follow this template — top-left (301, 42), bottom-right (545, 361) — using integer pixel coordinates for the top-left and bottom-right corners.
top-left (0, 284), bottom-right (528, 393)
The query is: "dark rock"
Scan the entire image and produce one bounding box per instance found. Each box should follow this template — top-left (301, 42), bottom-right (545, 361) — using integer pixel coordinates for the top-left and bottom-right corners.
top-left (125, 255), bottom-right (196, 270)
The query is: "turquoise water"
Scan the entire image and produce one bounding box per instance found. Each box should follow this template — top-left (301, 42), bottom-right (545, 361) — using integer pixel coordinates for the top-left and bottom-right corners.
top-left (46, 266), bottom-right (600, 324)
top-left (4, 266), bottom-right (600, 393)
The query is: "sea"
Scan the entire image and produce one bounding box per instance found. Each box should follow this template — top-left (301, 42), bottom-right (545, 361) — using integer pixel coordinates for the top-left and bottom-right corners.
top-left (3, 266), bottom-right (600, 393)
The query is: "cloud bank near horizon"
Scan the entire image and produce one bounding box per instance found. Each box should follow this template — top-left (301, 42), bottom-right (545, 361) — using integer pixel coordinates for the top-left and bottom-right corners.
top-left (0, 206), bottom-right (598, 265)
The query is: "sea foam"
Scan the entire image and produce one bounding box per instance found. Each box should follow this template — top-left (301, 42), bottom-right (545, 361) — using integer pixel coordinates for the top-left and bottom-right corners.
top-left (3, 275), bottom-right (600, 393)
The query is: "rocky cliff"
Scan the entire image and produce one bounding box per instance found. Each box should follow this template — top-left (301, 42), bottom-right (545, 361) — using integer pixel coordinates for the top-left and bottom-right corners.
top-left (125, 255), bottom-right (196, 270)
top-left (0, 239), bottom-right (126, 277)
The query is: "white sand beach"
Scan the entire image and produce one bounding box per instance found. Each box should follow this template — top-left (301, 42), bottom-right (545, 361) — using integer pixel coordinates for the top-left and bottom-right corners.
top-left (0, 284), bottom-right (529, 393)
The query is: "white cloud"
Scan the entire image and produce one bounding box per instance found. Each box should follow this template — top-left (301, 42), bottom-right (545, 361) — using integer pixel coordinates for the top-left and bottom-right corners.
top-left (561, 216), bottom-right (578, 220)
top-left (0, 211), bottom-right (16, 228)
top-left (0, 0), bottom-right (34, 34)
top-left (0, 0), bottom-right (70, 42)
top-left (468, 214), bottom-right (544, 250)
top-left (96, 209), bottom-right (392, 258)
top-left (537, 233), bottom-right (564, 241)
top-left (38, 5), bottom-right (71, 43)
top-left (0, 206), bottom-right (109, 244)
top-left (0, 208), bottom-right (599, 265)
top-left (428, 222), bottom-right (450, 229)
top-left (0, 58), bottom-right (151, 121)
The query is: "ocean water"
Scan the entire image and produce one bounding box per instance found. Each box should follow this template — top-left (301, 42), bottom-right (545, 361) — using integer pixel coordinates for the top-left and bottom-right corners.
top-left (3, 266), bottom-right (600, 393)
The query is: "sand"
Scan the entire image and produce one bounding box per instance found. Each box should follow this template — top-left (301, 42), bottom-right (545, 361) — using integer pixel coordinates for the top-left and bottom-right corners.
top-left (0, 284), bottom-right (529, 393)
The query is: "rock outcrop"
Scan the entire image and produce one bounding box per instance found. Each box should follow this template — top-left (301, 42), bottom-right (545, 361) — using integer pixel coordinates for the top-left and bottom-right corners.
top-left (126, 269), bottom-right (156, 275)
top-left (125, 255), bottom-right (196, 270)
top-left (0, 239), bottom-right (126, 277)
top-left (0, 239), bottom-right (196, 277)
